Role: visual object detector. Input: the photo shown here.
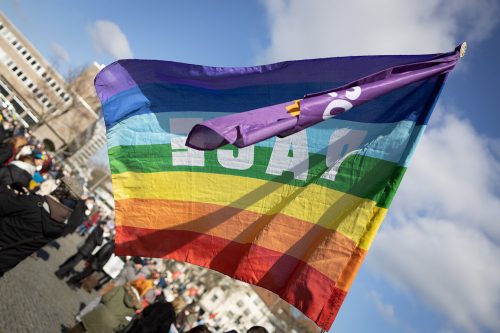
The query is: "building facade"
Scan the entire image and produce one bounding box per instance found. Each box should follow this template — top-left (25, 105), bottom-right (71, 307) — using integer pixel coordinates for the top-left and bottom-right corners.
top-left (0, 11), bottom-right (100, 151)
top-left (167, 260), bottom-right (320, 333)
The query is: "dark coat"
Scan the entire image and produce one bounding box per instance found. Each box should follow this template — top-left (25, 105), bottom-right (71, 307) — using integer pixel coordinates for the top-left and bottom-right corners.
top-left (79, 225), bottom-right (104, 257)
top-left (91, 241), bottom-right (115, 270)
top-left (0, 190), bottom-right (80, 275)
top-left (0, 163), bottom-right (33, 190)
top-left (0, 143), bottom-right (14, 166)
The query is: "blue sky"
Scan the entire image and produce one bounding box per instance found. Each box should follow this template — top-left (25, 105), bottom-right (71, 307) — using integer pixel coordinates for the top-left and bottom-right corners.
top-left (2, 1), bottom-right (500, 332)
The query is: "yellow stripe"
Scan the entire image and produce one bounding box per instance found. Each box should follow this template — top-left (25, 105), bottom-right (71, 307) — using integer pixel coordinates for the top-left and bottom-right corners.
top-left (112, 171), bottom-right (387, 249)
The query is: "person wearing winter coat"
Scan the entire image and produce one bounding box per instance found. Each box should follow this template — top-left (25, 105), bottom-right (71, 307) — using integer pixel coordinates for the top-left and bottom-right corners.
top-left (66, 239), bottom-right (115, 287)
top-left (55, 222), bottom-right (104, 279)
top-left (0, 180), bottom-right (81, 277)
top-left (68, 282), bottom-right (143, 333)
top-left (119, 300), bottom-right (177, 333)
top-left (0, 155), bottom-right (36, 191)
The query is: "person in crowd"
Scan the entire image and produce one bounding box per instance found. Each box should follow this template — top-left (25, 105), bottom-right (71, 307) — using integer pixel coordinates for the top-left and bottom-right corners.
top-left (0, 178), bottom-right (82, 277)
top-left (247, 326), bottom-right (269, 333)
top-left (55, 220), bottom-right (105, 279)
top-left (74, 256), bottom-right (147, 323)
top-left (114, 257), bottom-right (147, 287)
top-left (0, 136), bottom-right (28, 165)
top-left (66, 236), bottom-right (115, 288)
top-left (0, 118), bottom-right (15, 142)
top-left (77, 207), bottom-right (102, 236)
top-left (119, 300), bottom-right (177, 333)
top-left (186, 325), bottom-right (212, 333)
top-left (0, 155), bottom-right (35, 191)
top-left (68, 281), bottom-right (144, 333)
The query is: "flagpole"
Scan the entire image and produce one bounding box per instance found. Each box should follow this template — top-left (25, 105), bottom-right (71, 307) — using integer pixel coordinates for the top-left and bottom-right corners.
top-left (460, 42), bottom-right (467, 58)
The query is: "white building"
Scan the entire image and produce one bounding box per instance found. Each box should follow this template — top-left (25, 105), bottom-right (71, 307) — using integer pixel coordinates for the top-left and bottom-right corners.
top-left (199, 276), bottom-right (275, 332)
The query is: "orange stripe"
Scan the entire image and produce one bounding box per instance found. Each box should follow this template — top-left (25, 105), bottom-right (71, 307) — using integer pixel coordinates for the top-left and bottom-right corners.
top-left (336, 247), bottom-right (367, 291)
top-left (116, 198), bottom-right (362, 287)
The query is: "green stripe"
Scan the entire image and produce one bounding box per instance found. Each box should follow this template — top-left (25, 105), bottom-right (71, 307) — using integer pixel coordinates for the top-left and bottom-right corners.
top-left (109, 144), bottom-right (406, 208)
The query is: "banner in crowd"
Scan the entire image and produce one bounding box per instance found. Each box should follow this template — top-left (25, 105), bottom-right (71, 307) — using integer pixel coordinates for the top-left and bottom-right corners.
top-left (96, 46), bottom-right (461, 330)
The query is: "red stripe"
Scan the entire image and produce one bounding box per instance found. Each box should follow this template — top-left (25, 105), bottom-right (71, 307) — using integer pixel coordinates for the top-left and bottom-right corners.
top-left (116, 225), bottom-right (346, 330)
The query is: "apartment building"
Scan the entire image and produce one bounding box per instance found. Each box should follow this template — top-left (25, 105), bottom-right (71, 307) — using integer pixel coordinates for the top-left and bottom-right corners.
top-left (0, 11), bottom-right (99, 151)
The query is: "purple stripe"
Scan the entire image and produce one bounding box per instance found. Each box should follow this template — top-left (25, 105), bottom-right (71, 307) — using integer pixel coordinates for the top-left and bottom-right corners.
top-left (185, 48), bottom-right (460, 150)
top-left (94, 53), bottom-right (444, 104)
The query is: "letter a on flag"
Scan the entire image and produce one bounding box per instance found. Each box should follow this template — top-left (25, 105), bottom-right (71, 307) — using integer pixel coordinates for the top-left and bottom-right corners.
top-left (95, 44), bottom-right (464, 331)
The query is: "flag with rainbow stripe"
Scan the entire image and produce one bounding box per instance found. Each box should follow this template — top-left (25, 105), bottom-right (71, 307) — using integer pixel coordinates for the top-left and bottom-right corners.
top-left (96, 46), bottom-right (461, 331)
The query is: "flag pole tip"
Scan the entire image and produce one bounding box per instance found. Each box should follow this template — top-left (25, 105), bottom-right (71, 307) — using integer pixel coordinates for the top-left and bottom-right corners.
top-left (459, 42), bottom-right (467, 58)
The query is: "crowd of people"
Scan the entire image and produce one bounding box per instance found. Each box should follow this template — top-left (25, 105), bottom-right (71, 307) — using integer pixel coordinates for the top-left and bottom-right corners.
top-left (0, 108), bottom-right (274, 332)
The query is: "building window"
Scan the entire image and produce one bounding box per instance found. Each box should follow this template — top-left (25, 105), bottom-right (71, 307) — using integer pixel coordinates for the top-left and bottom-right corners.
top-left (16, 71), bottom-right (22, 77)
top-left (12, 40), bottom-right (17, 45)
top-left (27, 83), bottom-right (33, 88)
top-left (55, 87), bottom-right (60, 92)
top-left (33, 88), bottom-right (39, 94)
top-left (21, 50), bottom-right (27, 55)
top-left (12, 66), bottom-right (17, 71)
top-left (227, 311), bottom-right (234, 319)
top-left (31, 60), bottom-right (36, 65)
top-left (236, 300), bottom-right (244, 307)
top-left (21, 76), bottom-right (27, 81)
top-left (22, 113), bottom-right (38, 127)
top-left (0, 85), bottom-right (9, 97)
top-left (10, 99), bottom-right (26, 114)
top-left (210, 294), bottom-right (218, 302)
top-left (64, 96), bottom-right (70, 102)
top-left (41, 72), bottom-right (47, 78)
top-left (16, 45), bottom-right (22, 51)
top-left (243, 309), bottom-right (250, 316)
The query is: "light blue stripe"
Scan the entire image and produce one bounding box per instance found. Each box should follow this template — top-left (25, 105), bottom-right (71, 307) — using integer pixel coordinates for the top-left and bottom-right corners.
top-left (107, 111), bottom-right (423, 166)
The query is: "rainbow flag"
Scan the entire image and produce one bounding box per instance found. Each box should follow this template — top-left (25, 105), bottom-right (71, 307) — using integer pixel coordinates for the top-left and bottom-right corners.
top-left (96, 46), bottom-right (461, 330)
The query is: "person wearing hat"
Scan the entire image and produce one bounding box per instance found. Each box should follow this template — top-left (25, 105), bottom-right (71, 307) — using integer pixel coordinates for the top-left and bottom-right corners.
top-left (0, 179), bottom-right (82, 277)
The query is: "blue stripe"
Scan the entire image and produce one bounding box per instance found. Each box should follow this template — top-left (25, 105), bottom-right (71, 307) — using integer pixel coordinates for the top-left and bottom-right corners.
top-left (107, 111), bottom-right (423, 166)
top-left (103, 76), bottom-right (443, 129)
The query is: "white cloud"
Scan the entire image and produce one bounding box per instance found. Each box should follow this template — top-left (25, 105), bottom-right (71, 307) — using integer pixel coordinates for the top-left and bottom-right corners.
top-left (368, 113), bottom-right (500, 333)
top-left (258, 0), bottom-right (499, 62)
top-left (368, 291), bottom-right (399, 325)
top-left (393, 114), bottom-right (500, 240)
top-left (50, 42), bottom-right (70, 64)
top-left (87, 20), bottom-right (133, 60)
